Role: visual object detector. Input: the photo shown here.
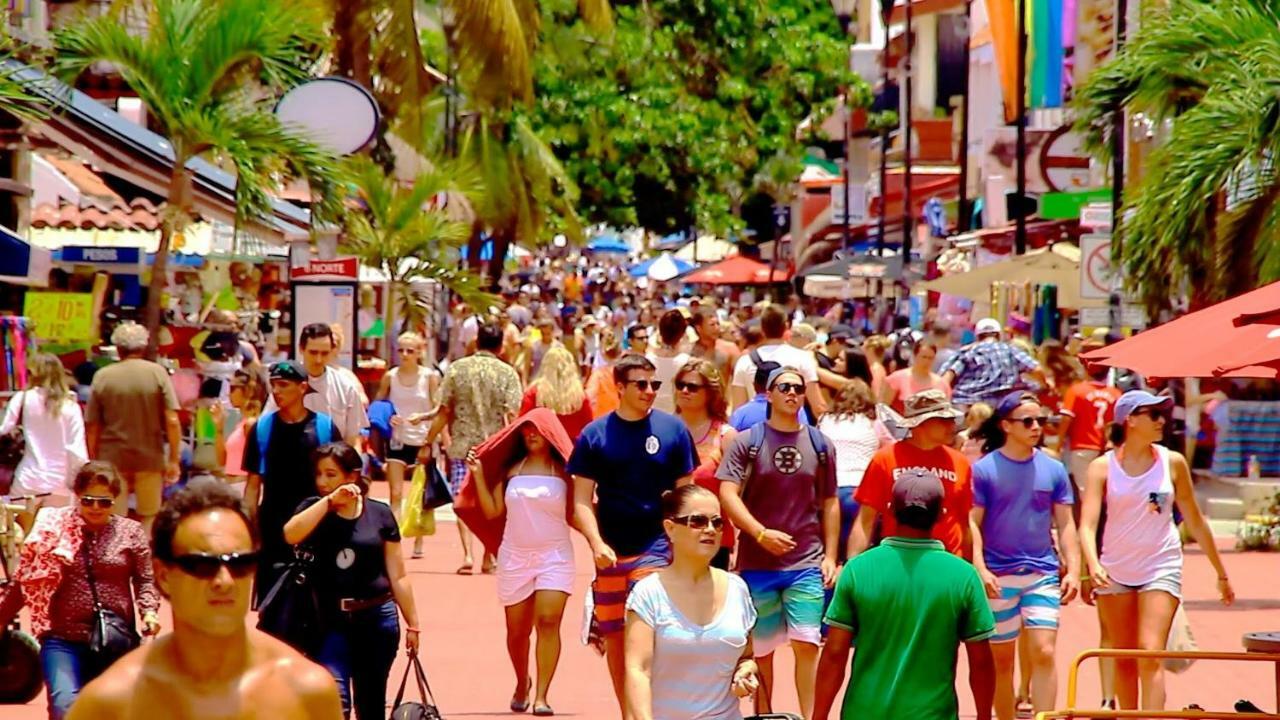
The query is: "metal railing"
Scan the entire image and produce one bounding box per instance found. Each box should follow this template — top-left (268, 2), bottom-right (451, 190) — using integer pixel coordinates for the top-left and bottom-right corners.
top-left (1034, 649), bottom-right (1280, 720)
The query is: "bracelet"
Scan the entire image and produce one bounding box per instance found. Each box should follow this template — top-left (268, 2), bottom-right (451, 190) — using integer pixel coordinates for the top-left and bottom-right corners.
top-left (756, 528), bottom-right (767, 543)
top-left (406, 627), bottom-right (420, 633)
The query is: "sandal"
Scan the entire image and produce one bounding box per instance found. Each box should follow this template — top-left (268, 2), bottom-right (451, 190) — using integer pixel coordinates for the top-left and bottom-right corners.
top-left (532, 704), bottom-right (554, 716)
top-left (510, 679), bottom-right (531, 713)
top-left (481, 556), bottom-right (497, 574)
top-left (1015, 696), bottom-right (1033, 718)
top-left (456, 563), bottom-right (473, 575)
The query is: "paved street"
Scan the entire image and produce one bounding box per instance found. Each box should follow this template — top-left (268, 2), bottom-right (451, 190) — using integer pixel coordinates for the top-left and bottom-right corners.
top-left (8, 506), bottom-right (1280, 719)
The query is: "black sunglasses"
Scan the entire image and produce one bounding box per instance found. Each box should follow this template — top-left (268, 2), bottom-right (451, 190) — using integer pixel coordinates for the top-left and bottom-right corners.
top-left (1132, 408), bottom-right (1170, 422)
top-left (772, 382), bottom-right (805, 396)
top-left (79, 495), bottom-right (114, 509)
top-left (671, 513), bottom-right (724, 531)
top-left (675, 380), bottom-right (706, 393)
top-left (625, 379), bottom-right (663, 392)
top-left (1009, 416), bottom-right (1049, 428)
top-left (168, 551), bottom-right (260, 580)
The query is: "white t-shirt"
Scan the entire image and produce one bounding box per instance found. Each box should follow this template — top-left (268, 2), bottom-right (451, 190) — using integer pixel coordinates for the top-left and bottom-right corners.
top-left (0, 389), bottom-right (87, 496)
top-left (730, 343), bottom-right (819, 392)
top-left (264, 366), bottom-right (369, 443)
top-left (646, 350), bottom-right (690, 415)
top-left (818, 415), bottom-right (891, 489)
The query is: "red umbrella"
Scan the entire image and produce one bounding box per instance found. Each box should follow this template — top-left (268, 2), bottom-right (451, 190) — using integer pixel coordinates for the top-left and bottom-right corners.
top-left (1083, 280), bottom-right (1280, 378)
top-left (679, 254), bottom-right (791, 285)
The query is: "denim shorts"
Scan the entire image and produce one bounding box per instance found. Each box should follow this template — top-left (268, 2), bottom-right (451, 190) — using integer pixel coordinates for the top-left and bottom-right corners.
top-left (1094, 569), bottom-right (1182, 600)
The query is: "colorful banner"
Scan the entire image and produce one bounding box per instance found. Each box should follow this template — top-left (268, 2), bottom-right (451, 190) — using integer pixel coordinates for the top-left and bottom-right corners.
top-left (1029, 0), bottom-right (1065, 108)
top-left (1072, 0), bottom-right (1117, 89)
top-left (24, 291), bottom-right (95, 342)
top-left (986, 0), bottom-right (1019, 123)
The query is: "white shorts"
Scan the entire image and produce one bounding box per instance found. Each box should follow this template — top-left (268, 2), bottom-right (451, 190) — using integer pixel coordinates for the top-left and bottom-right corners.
top-left (496, 543), bottom-right (575, 606)
top-left (989, 572), bottom-right (1061, 643)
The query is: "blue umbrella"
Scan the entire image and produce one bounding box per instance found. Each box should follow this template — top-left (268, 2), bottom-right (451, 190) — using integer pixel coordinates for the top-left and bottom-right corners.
top-left (587, 234), bottom-right (630, 253)
top-left (629, 256), bottom-right (658, 278)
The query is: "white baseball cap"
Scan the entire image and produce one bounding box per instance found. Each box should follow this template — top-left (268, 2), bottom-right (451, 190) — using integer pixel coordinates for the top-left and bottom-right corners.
top-left (975, 318), bottom-right (1002, 337)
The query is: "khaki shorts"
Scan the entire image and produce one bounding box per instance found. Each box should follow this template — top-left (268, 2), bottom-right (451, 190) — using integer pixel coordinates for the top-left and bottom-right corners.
top-left (1068, 449), bottom-right (1101, 496)
top-left (112, 470), bottom-right (164, 518)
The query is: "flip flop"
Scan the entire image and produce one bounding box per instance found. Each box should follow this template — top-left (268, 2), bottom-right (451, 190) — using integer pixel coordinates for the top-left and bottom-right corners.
top-left (455, 564), bottom-right (473, 575)
top-left (532, 704), bottom-right (554, 716)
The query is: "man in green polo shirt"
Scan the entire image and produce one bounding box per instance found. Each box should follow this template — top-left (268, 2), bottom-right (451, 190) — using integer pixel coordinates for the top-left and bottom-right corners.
top-left (814, 468), bottom-right (996, 720)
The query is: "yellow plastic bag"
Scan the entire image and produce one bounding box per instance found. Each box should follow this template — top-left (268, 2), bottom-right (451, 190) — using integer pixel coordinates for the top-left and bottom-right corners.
top-left (399, 465), bottom-right (437, 538)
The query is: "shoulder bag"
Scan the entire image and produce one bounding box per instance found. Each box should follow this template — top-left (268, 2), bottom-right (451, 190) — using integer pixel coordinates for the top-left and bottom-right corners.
top-left (256, 544), bottom-right (323, 656)
top-left (83, 532), bottom-right (141, 660)
top-left (391, 652), bottom-right (443, 720)
top-left (421, 461), bottom-right (454, 511)
top-left (0, 391), bottom-right (27, 496)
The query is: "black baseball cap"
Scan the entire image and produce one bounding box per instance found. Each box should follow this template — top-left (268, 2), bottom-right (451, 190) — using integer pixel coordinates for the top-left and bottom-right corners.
top-left (891, 468), bottom-right (945, 530)
top-left (268, 360), bottom-right (307, 382)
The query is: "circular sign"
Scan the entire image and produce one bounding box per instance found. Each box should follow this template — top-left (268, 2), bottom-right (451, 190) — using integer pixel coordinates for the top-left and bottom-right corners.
top-left (1085, 240), bottom-right (1112, 296)
top-left (276, 77), bottom-right (380, 156)
top-left (1038, 125), bottom-right (1092, 193)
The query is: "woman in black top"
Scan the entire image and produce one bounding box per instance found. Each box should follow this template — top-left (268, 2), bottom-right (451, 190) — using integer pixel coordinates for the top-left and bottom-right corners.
top-left (284, 443), bottom-right (421, 719)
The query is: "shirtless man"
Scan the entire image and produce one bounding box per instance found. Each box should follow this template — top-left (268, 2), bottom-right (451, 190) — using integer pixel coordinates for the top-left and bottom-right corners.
top-left (68, 482), bottom-right (341, 720)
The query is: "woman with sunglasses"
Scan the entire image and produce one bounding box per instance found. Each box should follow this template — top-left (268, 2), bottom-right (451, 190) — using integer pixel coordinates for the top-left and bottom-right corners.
top-left (222, 366), bottom-right (267, 486)
top-left (283, 442), bottom-right (421, 719)
top-left (520, 344), bottom-right (595, 441)
top-left (674, 359), bottom-right (739, 570)
top-left (881, 341), bottom-right (951, 413)
top-left (375, 331), bottom-right (439, 533)
top-left (458, 408), bottom-right (578, 716)
top-left (624, 484), bottom-right (759, 720)
top-left (16, 461), bottom-right (160, 719)
top-left (1079, 390), bottom-right (1233, 712)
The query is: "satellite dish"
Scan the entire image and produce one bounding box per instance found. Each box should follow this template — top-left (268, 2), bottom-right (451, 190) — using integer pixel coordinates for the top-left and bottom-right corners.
top-left (275, 77), bottom-right (380, 156)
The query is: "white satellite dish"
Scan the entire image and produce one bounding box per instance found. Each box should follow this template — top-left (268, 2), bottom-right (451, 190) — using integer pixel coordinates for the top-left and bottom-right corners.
top-left (275, 77), bottom-right (380, 156)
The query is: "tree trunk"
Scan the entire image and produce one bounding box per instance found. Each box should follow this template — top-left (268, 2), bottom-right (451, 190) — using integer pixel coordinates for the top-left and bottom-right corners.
top-left (144, 164), bottom-right (193, 359)
top-left (486, 227), bottom-right (513, 291)
top-left (385, 277), bottom-right (400, 362)
top-left (465, 223), bottom-right (485, 273)
top-left (334, 0), bottom-right (373, 87)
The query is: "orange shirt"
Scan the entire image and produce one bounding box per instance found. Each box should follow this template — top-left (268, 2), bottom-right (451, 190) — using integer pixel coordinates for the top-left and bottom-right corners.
top-left (856, 442), bottom-right (973, 555)
top-left (585, 366), bottom-right (620, 419)
top-left (1060, 381), bottom-right (1122, 451)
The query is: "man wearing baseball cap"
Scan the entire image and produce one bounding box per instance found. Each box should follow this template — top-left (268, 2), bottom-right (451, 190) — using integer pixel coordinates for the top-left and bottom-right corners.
top-left (939, 318), bottom-right (1045, 409)
top-left (244, 360), bottom-right (341, 602)
top-left (849, 389), bottom-right (974, 558)
top-left (816, 469), bottom-right (996, 720)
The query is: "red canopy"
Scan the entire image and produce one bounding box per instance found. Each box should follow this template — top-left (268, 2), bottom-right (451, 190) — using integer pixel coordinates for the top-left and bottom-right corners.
top-left (679, 254), bottom-right (791, 285)
top-left (1083, 281), bottom-right (1280, 379)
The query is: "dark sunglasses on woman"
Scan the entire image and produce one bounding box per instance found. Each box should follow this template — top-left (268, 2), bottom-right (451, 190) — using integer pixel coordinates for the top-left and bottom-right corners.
top-left (674, 380), bottom-right (706, 393)
top-left (169, 551), bottom-right (260, 579)
top-left (671, 513), bottom-right (724, 531)
top-left (1133, 408), bottom-right (1170, 422)
top-left (79, 495), bottom-right (114, 509)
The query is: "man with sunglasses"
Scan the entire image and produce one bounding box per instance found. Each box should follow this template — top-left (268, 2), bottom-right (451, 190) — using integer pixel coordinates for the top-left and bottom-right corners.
top-left (971, 391), bottom-right (1080, 720)
top-left (67, 482), bottom-right (342, 720)
top-left (568, 353), bottom-right (698, 710)
top-left (717, 367), bottom-right (839, 719)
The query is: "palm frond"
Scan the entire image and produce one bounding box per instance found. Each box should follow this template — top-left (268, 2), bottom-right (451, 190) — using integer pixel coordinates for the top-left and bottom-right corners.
top-left (446, 0), bottom-right (533, 106)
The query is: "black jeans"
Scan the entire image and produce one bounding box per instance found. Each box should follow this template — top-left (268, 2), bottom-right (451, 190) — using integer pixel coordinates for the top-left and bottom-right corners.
top-left (316, 601), bottom-right (401, 720)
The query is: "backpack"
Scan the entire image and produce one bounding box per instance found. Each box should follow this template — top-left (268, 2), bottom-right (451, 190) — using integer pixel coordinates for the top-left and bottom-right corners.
top-left (255, 411), bottom-right (334, 474)
top-left (739, 421), bottom-right (831, 500)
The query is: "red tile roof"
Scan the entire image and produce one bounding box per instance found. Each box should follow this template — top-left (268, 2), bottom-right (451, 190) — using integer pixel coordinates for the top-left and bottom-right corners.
top-left (32, 197), bottom-right (162, 231)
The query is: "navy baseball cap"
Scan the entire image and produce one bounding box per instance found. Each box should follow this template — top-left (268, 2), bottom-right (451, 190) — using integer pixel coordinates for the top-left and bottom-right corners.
top-left (995, 390), bottom-right (1039, 419)
top-left (892, 468), bottom-right (944, 515)
top-left (1113, 390), bottom-right (1173, 423)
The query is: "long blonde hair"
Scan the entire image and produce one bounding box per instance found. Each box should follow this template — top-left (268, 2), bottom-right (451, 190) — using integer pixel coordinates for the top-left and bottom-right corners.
top-left (532, 344), bottom-right (586, 415)
top-left (27, 353), bottom-right (71, 413)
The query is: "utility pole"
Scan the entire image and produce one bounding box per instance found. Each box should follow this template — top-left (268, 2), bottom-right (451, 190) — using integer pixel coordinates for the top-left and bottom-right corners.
top-left (1014, 0), bottom-right (1028, 255)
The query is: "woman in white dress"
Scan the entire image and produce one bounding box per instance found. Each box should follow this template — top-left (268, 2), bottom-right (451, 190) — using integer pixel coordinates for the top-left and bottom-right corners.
top-left (0, 353), bottom-right (87, 528)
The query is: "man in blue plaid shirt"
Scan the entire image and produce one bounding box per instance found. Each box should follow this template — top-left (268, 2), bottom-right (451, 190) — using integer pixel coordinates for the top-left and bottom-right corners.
top-left (940, 319), bottom-right (1045, 408)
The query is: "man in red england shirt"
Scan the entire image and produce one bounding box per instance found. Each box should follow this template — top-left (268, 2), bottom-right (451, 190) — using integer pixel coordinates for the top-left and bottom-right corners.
top-left (847, 390), bottom-right (973, 559)
top-left (1057, 361), bottom-right (1121, 508)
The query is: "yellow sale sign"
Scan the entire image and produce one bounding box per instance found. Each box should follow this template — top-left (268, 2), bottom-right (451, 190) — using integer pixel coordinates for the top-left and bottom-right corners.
top-left (24, 292), bottom-right (95, 342)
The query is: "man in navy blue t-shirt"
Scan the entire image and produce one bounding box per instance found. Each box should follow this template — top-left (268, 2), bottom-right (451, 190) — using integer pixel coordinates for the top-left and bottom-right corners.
top-left (567, 353), bottom-right (697, 709)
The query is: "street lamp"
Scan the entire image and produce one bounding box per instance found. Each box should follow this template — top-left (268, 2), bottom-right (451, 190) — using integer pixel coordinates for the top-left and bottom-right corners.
top-left (830, 0), bottom-right (856, 254)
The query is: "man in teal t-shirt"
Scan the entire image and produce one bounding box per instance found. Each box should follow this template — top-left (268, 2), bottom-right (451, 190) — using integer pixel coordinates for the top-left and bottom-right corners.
top-left (813, 468), bottom-right (996, 720)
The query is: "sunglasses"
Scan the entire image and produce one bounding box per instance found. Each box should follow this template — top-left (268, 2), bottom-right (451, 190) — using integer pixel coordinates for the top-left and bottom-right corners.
top-left (397, 348), bottom-right (420, 354)
top-left (625, 379), bottom-right (663, 392)
top-left (1132, 408), bottom-right (1170, 422)
top-left (168, 551), bottom-right (260, 580)
top-left (675, 380), bottom-right (706, 393)
top-left (1009, 416), bottom-right (1049, 428)
top-left (79, 495), bottom-right (114, 509)
top-left (671, 513), bottom-right (724, 531)
top-left (772, 382), bottom-right (805, 396)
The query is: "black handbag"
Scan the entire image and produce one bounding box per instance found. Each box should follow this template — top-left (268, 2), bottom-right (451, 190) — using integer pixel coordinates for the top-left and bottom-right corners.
top-left (421, 462), bottom-right (453, 511)
top-left (391, 652), bottom-right (442, 720)
top-left (0, 392), bottom-right (26, 496)
top-left (82, 533), bottom-right (140, 660)
top-left (256, 546), bottom-right (323, 656)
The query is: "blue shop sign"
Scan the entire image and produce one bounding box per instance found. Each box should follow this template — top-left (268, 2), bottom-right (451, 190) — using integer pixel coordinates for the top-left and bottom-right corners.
top-left (58, 246), bottom-right (142, 265)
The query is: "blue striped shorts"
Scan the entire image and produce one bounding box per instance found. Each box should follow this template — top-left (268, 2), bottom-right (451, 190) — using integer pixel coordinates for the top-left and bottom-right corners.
top-left (989, 572), bottom-right (1060, 643)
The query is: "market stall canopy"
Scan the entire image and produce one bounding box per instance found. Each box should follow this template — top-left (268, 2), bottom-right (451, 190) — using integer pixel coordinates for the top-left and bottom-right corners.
top-left (674, 236), bottom-right (736, 262)
top-left (1083, 280), bottom-right (1280, 379)
top-left (586, 234), bottom-right (631, 253)
top-left (679, 254), bottom-right (790, 285)
top-left (629, 252), bottom-right (694, 281)
top-left (916, 244), bottom-right (1101, 308)
top-left (0, 226), bottom-right (51, 286)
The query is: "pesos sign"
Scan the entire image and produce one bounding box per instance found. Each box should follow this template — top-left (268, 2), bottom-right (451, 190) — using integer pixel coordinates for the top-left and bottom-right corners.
top-left (24, 292), bottom-right (94, 342)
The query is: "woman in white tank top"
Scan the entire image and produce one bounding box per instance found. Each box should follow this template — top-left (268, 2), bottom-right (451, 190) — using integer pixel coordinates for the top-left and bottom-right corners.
top-left (374, 332), bottom-right (438, 556)
top-left (1079, 391), bottom-right (1233, 711)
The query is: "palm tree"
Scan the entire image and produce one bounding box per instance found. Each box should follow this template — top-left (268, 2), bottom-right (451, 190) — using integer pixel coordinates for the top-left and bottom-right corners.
top-left (1074, 0), bottom-right (1280, 310)
top-left (340, 155), bottom-right (496, 353)
top-left (55, 0), bottom-right (336, 356)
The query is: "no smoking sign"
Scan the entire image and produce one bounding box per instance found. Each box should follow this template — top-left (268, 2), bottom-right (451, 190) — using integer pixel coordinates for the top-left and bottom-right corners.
top-left (1080, 234), bottom-right (1113, 300)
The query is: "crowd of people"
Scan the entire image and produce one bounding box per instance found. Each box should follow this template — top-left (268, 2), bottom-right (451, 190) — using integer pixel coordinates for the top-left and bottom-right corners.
top-left (0, 269), bottom-right (1240, 720)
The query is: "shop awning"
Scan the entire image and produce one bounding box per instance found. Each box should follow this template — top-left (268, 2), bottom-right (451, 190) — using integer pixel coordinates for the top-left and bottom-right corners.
top-left (679, 254), bottom-right (791, 285)
top-left (0, 226), bottom-right (52, 286)
top-left (8, 61), bottom-right (311, 242)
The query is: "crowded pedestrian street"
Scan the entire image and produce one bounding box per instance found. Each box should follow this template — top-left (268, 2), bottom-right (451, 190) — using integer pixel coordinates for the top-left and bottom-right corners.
top-left (6, 1), bottom-right (1280, 720)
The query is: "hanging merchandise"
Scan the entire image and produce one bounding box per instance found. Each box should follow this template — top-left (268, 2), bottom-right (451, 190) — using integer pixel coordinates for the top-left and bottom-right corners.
top-left (0, 317), bottom-right (33, 393)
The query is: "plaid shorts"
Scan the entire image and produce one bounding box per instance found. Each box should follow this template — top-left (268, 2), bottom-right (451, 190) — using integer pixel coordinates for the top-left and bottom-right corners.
top-left (593, 536), bottom-right (671, 635)
top-left (447, 459), bottom-right (468, 497)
